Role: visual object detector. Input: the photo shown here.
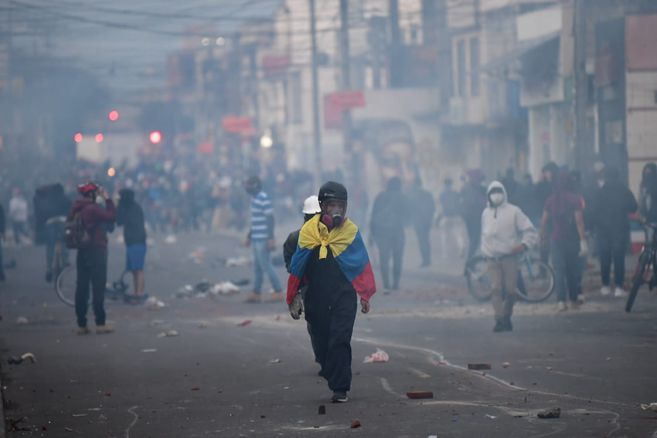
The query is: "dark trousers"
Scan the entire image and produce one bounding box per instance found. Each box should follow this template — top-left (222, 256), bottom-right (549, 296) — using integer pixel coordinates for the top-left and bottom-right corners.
top-left (465, 219), bottom-right (480, 260)
top-left (75, 246), bottom-right (108, 327)
top-left (597, 234), bottom-right (626, 287)
top-left (376, 233), bottom-right (405, 289)
top-left (414, 223), bottom-right (431, 266)
top-left (306, 291), bottom-right (357, 393)
top-left (551, 239), bottom-right (580, 302)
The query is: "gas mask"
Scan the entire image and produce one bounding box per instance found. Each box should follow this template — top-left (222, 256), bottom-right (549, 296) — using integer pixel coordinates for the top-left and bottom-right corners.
top-left (321, 213), bottom-right (344, 230)
top-left (489, 192), bottom-right (504, 206)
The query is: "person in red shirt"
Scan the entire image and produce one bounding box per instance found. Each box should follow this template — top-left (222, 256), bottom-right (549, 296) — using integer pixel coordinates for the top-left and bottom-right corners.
top-left (68, 182), bottom-right (116, 334)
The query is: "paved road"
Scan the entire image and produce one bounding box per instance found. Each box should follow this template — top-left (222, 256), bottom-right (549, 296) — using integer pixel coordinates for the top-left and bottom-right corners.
top-left (1, 229), bottom-right (656, 437)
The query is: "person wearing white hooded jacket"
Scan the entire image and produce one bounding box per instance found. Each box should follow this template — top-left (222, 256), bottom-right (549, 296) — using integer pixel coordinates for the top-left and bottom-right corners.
top-left (481, 181), bottom-right (538, 332)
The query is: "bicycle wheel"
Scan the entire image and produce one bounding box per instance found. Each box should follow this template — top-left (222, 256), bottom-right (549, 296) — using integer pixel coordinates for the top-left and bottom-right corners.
top-left (55, 264), bottom-right (77, 307)
top-left (516, 258), bottom-right (554, 303)
top-left (465, 255), bottom-right (493, 302)
top-left (625, 253), bottom-right (650, 313)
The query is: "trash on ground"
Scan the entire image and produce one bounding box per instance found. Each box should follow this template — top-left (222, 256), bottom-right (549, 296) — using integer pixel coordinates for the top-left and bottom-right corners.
top-left (537, 407), bottom-right (561, 419)
top-left (15, 316), bottom-right (29, 325)
top-left (141, 349), bottom-right (157, 353)
top-left (8, 352), bottom-right (37, 365)
top-left (485, 414), bottom-right (497, 419)
top-left (189, 248), bottom-right (206, 264)
top-left (363, 348), bottom-right (389, 363)
top-left (191, 386), bottom-right (200, 391)
top-left (502, 362), bottom-right (510, 368)
top-left (211, 281), bottom-right (241, 295)
top-left (640, 402), bottom-right (657, 412)
top-left (157, 330), bottom-right (179, 338)
top-left (406, 391), bottom-right (434, 400)
top-left (350, 419), bottom-right (361, 429)
top-left (269, 358), bottom-right (282, 364)
top-left (237, 319), bottom-right (252, 327)
top-left (145, 297), bottom-right (166, 309)
top-left (194, 281), bottom-right (212, 293)
top-left (232, 278), bottom-right (250, 286)
top-left (318, 405), bottom-right (326, 415)
top-left (468, 363), bottom-right (491, 371)
top-left (226, 256), bottom-right (251, 267)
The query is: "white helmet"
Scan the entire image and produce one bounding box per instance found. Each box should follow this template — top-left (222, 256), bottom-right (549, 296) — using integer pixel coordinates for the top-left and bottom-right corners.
top-left (302, 195), bottom-right (321, 215)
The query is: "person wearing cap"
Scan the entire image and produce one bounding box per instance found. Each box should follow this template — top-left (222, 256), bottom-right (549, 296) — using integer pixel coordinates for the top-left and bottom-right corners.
top-left (67, 182), bottom-right (116, 335)
top-left (286, 181), bottom-right (376, 403)
top-left (243, 176), bottom-right (284, 303)
top-left (283, 195), bottom-right (322, 368)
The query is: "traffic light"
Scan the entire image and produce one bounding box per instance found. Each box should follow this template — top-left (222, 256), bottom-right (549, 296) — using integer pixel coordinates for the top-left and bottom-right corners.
top-left (108, 110), bottom-right (119, 122)
top-left (74, 133), bottom-right (83, 143)
top-left (95, 133), bottom-right (104, 143)
top-left (149, 130), bottom-right (162, 144)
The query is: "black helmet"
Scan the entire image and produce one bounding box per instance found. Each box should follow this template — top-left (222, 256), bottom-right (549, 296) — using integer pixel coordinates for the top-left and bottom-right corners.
top-left (318, 181), bottom-right (348, 203)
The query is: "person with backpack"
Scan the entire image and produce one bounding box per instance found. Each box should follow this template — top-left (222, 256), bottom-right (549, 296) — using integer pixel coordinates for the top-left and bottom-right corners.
top-left (116, 188), bottom-right (148, 304)
top-left (540, 171), bottom-right (588, 311)
top-left (369, 177), bottom-right (408, 291)
top-left (67, 182), bottom-right (116, 335)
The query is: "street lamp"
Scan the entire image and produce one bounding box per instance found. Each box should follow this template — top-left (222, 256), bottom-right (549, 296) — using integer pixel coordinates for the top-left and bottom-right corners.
top-left (260, 131), bottom-right (273, 149)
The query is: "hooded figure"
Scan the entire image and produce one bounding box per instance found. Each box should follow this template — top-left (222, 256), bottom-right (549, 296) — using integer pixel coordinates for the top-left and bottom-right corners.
top-left (117, 189), bottom-right (148, 303)
top-left (369, 177), bottom-right (408, 290)
top-left (480, 181), bottom-right (537, 332)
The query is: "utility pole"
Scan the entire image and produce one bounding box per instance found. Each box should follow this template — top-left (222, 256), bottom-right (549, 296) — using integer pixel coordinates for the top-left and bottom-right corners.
top-left (339, 0), bottom-right (354, 183)
top-left (573, 0), bottom-right (590, 173)
top-left (389, 0), bottom-right (402, 88)
top-left (309, 0), bottom-right (322, 182)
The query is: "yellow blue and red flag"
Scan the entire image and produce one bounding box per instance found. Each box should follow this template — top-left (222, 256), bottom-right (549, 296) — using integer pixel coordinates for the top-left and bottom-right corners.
top-left (286, 214), bottom-right (376, 305)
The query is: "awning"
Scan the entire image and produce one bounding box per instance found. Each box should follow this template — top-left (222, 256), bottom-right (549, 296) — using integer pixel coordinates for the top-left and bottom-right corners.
top-left (482, 32), bottom-right (559, 72)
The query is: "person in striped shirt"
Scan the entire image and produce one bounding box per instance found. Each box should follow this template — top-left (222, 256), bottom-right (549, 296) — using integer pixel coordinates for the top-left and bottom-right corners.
top-left (243, 176), bottom-right (283, 303)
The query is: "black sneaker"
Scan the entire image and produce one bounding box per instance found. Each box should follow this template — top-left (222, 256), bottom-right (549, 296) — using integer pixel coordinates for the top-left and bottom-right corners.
top-left (493, 320), bottom-right (506, 332)
top-left (503, 316), bottom-right (513, 331)
top-left (331, 392), bottom-right (348, 403)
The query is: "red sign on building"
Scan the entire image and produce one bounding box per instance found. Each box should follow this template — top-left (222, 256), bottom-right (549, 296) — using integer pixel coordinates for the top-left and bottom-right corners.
top-left (222, 116), bottom-right (253, 135)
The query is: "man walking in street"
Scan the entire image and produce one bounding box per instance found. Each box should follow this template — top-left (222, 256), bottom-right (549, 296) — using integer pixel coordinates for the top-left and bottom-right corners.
top-left (243, 176), bottom-right (283, 303)
top-left (369, 177), bottom-right (408, 290)
top-left (407, 177), bottom-right (435, 267)
top-left (590, 167), bottom-right (638, 297)
top-left (117, 188), bottom-right (148, 304)
top-left (9, 187), bottom-right (30, 245)
top-left (541, 171), bottom-right (588, 311)
top-left (287, 182), bottom-right (376, 403)
top-left (68, 182), bottom-right (116, 334)
top-left (481, 181), bottom-right (537, 332)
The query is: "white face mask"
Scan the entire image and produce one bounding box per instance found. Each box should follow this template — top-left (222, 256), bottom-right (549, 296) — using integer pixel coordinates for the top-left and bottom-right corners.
top-left (489, 193), bottom-right (504, 205)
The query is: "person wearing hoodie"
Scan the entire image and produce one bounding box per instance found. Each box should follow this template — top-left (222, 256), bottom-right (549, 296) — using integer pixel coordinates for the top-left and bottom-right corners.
top-left (480, 181), bottom-right (538, 332)
top-left (540, 171), bottom-right (587, 311)
top-left (639, 163), bottom-right (657, 223)
top-left (369, 177), bottom-right (408, 290)
top-left (590, 167), bottom-right (638, 297)
top-left (67, 182), bottom-right (116, 335)
top-left (117, 188), bottom-right (148, 304)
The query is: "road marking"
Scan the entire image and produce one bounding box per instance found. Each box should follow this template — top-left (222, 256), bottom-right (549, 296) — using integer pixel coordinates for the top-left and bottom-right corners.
top-left (408, 367), bottom-right (432, 379)
top-left (125, 405), bottom-right (139, 438)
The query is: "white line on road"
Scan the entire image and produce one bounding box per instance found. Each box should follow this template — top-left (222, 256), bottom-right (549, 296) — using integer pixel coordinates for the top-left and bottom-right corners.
top-left (125, 405), bottom-right (139, 438)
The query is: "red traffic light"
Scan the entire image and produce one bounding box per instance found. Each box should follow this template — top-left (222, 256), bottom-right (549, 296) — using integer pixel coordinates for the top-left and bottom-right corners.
top-left (95, 133), bottom-right (104, 143)
top-left (108, 110), bottom-right (119, 122)
top-left (74, 132), bottom-right (83, 143)
top-left (149, 130), bottom-right (162, 144)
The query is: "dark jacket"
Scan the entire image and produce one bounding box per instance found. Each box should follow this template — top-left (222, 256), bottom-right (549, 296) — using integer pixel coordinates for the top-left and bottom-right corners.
top-left (408, 186), bottom-right (436, 228)
top-left (117, 190), bottom-right (147, 246)
top-left (639, 163), bottom-right (657, 223)
top-left (68, 198), bottom-right (116, 248)
top-left (283, 229), bottom-right (300, 273)
top-left (34, 184), bottom-right (71, 245)
top-left (460, 182), bottom-right (487, 225)
top-left (369, 178), bottom-right (408, 240)
top-left (590, 175), bottom-right (638, 235)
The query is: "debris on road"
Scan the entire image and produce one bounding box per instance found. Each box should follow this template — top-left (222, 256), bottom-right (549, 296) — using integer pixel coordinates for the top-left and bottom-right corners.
top-left (226, 256), bottom-right (250, 267)
top-left (640, 402), bottom-right (657, 412)
top-left (485, 414), bottom-right (497, 420)
top-left (351, 419), bottom-right (361, 429)
top-left (502, 362), bottom-right (510, 368)
top-left (8, 417), bottom-right (30, 432)
top-left (537, 407), bottom-right (561, 419)
top-left (145, 297), bottom-right (166, 309)
top-left (268, 358), bottom-right (282, 364)
top-left (211, 281), bottom-right (241, 296)
top-left (8, 352), bottom-right (36, 365)
top-left (16, 316), bottom-right (29, 325)
top-left (468, 363), bottom-right (491, 370)
top-left (157, 330), bottom-right (179, 338)
top-left (318, 405), bottom-right (326, 415)
top-left (406, 391), bottom-right (434, 400)
top-left (237, 319), bottom-right (252, 327)
top-left (191, 386), bottom-right (200, 391)
top-left (189, 248), bottom-right (207, 264)
top-left (164, 234), bottom-right (177, 244)
top-left (363, 348), bottom-right (389, 363)
top-left (232, 278), bottom-right (250, 286)
top-left (141, 349), bottom-right (157, 353)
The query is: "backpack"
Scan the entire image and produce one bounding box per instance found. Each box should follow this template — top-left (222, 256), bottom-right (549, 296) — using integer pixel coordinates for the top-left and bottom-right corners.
top-left (65, 210), bottom-right (91, 249)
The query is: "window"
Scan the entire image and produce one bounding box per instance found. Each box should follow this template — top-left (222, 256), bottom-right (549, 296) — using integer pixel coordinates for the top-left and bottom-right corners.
top-left (457, 39), bottom-right (466, 97)
top-left (470, 37), bottom-right (480, 97)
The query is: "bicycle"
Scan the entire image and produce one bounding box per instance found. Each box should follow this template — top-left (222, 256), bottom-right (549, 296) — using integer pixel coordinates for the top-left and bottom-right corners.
top-left (48, 216), bottom-right (68, 283)
top-left (626, 222), bottom-right (657, 312)
top-left (465, 251), bottom-right (555, 303)
top-left (55, 262), bottom-right (129, 307)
